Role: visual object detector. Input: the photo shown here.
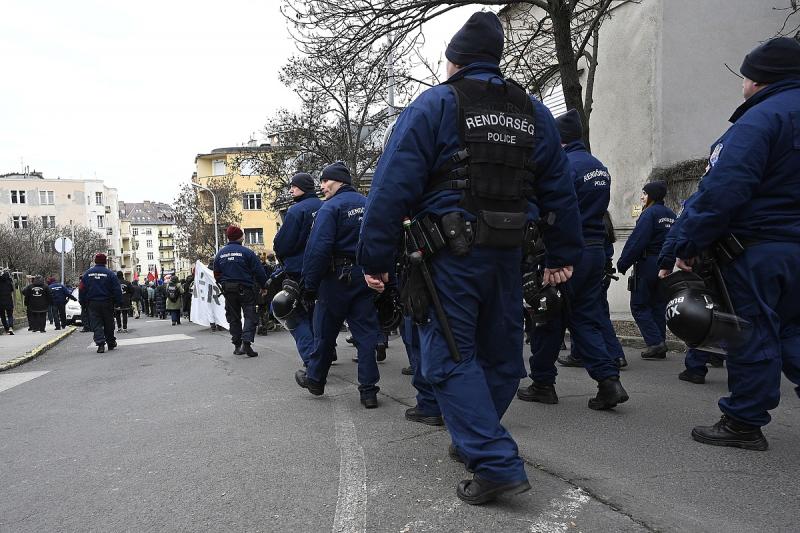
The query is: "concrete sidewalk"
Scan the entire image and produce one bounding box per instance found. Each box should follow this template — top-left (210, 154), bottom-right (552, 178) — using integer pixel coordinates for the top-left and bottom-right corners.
top-left (0, 325), bottom-right (76, 371)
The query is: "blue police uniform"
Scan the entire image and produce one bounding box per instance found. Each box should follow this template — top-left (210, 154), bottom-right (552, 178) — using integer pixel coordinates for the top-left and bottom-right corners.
top-left (274, 192), bottom-right (323, 364)
top-left (302, 183), bottom-right (380, 400)
top-left (675, 77), bottom-right (800, 429)
top-left (213, 240), bottom-right (267, 351)
top-left (529, 140), bottom-right (621, 387)
top-left (48, 281), bottom-right (75, 330)
top-left (617, 200), bottom-right (676, 349)
top-left (400, 316), bottom-right (441, 418)
top-left (81, 264), bottom-right (122, 347)
top-left (357, 63), bottom-right (582, 486)
top-left (658, 213), bottom-right (718, 379)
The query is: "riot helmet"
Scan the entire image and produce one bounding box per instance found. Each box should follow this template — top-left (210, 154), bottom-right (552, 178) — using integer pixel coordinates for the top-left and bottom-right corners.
top-left (271, 279), bottom-right (304, 331)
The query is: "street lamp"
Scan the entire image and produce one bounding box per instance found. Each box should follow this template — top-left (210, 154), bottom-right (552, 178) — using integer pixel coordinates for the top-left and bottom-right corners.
top-left (191, 182), bottom-right (219, 255)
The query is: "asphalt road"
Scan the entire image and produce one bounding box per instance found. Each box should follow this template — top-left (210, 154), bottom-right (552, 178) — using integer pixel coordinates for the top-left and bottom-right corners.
top-left (1, 318), bottom-right (797, 532)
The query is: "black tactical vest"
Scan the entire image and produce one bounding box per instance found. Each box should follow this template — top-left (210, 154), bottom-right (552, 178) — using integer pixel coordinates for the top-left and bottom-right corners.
top-left (428, 76), bottom-right (537, 248)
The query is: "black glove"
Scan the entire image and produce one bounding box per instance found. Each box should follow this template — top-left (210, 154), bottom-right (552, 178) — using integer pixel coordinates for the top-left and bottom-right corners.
top-left (282, 278), bottom-right (300, 298)
top-left (300, 288), bottom-right (317, 312)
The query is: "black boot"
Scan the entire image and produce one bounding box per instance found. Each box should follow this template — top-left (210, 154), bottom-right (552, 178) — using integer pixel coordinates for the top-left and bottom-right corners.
top-left (641, 342), bottom-right (667, 360)
top-left (588, 376), bottom-right (629, 410)
top-left (404, 407), bottom-right (443, 426)
top-left (360, 395), bottom-right (378, 409)
top-left (691, 415), bottom-right (768, 451)
top-left (376, 344), bottom-right (387, 362)
top-left (294, 369), bottom-right (324, 396)
top-left (401, 366), bottom-right (414, 376)
top-left (456, 475), bottom-right (531, 505)
top-left (517, 382), bottom-right (558, 404)
top-left (616, 356), bottom-right (628, 369)
top-left (107, 340), bottom-right (117, 351)
top-left (679, 369), bottom-right (705, 384)
top-left (709, 354), bottom-right (725, 368)
top-left (242, 342), bottom-right (258, 357)
top-left (96, 344), bottom-right (105, 354)
top-left (346, 335), bottom-right (355, 345)
top-left (233, 343), bottom-right (243, 355)
top-left (448, 445), bottom-right (474, 473)
top-left (557, 353), bottom-right (584, 367)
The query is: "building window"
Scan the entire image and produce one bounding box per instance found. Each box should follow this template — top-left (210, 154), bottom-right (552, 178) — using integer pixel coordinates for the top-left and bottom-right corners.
top-left (132, 227), bottom-right (139, 236)
top-left (146, 228), bottom-right (152, 235)
top-left (148, 264), bottom-right (156, 272)
top-left (146, 239), bottom-right (153, 248)
top-left (136, 265), bottom-right (142, 273)
top-left (41, 216), bottom-right (56, 228)
top-left (107, 249), bottom-right (114, 257)
top-left (95, 192), bottom-right (103, 205)
top-left (242, 193), bottom-right (262, 210)
top-left (12, 216), bottom-right (28, 229)
top-left (39, 191), bottom-right (55, 205)
top-left (244, 228), bottom-right (264, 244)
top-left (11, 190), bottom-right (26, 204)
top-left (147, 252), bottom-right (154, 260)
top-left (106, 227), bottom-right (113, 235)
top-left (212, 159), bottom-right (227, 176)
top-left (97, 215), bottom-right (104, 228)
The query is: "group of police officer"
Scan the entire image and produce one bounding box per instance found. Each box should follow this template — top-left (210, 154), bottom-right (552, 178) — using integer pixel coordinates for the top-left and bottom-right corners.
top-left (207, 13), bottom-right (800, 505)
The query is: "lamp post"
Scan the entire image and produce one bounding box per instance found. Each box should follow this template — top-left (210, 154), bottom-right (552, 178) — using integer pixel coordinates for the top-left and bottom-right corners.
top-left (191, 182), bottom-right (219, 255)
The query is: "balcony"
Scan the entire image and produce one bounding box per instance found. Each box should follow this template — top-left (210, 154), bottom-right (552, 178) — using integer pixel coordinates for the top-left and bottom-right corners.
top-left (159, 244), bottom-right (174, 250)
top-left (158, 232), bottom-right (174, 238)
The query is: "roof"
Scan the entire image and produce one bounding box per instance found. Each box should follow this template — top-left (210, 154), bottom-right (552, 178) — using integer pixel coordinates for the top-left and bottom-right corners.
top-left (195, 145), bottom-right (272, 162)
top-left (119, 201), bottom-right (175, 225)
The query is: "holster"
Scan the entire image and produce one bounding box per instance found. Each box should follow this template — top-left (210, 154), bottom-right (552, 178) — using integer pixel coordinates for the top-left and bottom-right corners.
top-left (399, 261), bottom-right (430, 324)
top-left (439, 212), bottom-right (473, 257)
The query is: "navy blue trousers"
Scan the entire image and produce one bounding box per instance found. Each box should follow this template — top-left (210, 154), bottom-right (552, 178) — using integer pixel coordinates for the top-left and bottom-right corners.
top-left (717, 242), bottom-right (800, 427)
top-left (306, 269), bottom-right (380, 398)
top-left (401, 317), bottom-right (440, 417)
top-left (571, 279), bottom-right (624, 360)
top-left (629, 256), bottom-right (667, 347)
top-left (684, 348), bottom-right (717, 377)
top-left (531, 245), bottom-right (619, 384)
top-left (284, 273), bottom-right (315, 365)
top-left (418, 247), bottom-right (526, 485)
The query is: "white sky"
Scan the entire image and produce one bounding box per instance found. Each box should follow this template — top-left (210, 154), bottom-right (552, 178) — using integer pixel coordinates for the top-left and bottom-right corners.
top-left (0, 1), bottom-right (487, 204)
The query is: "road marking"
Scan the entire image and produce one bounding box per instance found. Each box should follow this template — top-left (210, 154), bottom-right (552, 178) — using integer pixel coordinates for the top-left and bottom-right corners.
top-left (86, 334), bottom-right (194, 349)
top-left (529, 488), bottom-right (590, 533)
top-left (0, 371), bottom-right (50, 393)
top-left (332, 395), bottom-right (367, 533)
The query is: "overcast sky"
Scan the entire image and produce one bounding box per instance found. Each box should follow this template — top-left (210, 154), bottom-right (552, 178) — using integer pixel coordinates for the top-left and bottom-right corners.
top-left (0, 1), bottom-right (483, 204)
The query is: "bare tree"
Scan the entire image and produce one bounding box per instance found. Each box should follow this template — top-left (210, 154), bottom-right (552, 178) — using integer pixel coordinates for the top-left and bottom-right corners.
top-left (281, 0), bottom-right (638, 151)
top-left (774, 0), bottom-right (800, 38)
top-left (173, 177), bottom-right (242, 262)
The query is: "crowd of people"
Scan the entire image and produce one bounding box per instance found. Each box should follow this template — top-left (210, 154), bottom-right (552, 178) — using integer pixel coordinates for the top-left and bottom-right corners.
top-left (2, 12), bottom-right (798, 508)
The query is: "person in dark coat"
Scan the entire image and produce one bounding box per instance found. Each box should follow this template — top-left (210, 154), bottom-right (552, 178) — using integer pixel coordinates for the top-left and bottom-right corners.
top-left (81, 253), bottom-right (122, 352)
top-left (182, 274), bottom-right (194, 319)
top-left (23, 276), bottom-right (52, 332)
top-left (130, 280), bottom-right (143, 319)
top-left (48, 277), bottom-right (77, 330)
top-left (155, 280), bottom-right (167, 319)
top-left (0, 270), bottom-right (15, 334)
top-left (115, 271), bottom-right (133, 332)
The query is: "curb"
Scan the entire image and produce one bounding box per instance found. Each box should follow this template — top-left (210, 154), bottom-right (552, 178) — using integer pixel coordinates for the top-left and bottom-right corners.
top-left (0, 326), bottom-right (77, 372)
top-left (563, 333), bottom-right (686, 353)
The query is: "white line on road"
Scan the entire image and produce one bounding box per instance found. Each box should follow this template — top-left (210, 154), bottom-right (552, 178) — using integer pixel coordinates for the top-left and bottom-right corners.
top-left (86, 334), bottom-right (194, 350)
top-left (332, 395), bottom-right (367, 533)
top-left (529, 487), bottom-right (590, 533)
top-left (0, 371), bottom-right (50, 393)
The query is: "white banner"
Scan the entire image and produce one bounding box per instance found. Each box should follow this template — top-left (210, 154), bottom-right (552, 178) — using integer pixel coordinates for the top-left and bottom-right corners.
top-left (190, 260), bottom-right (230, 329)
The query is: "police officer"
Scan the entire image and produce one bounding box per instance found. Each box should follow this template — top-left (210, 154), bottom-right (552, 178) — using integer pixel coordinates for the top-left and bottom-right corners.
top-left (657, 209), bottom-right (720, 384)
top-left (356, 12), bottom-right (582, 504)
top-left (273, 172), bottom-right (322, 364)
top-left (617, 180), bottom-right (676, 360)
top-left (672, 37), bottom-right (800, 450)
top-left (48, 277), bottom-right (76, 330)
top-left (81, 253), bottom-right (122, 353)
top-left (519, 109), bottom-right (628, 408)
top-left (294, 162), bottom-right (381, 408)
top-left (213, 225), bottom-right (267, 357)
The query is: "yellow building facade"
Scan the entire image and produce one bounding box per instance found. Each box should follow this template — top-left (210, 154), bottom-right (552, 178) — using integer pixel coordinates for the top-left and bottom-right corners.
top-left (193, 146), bottom-right (281, 259)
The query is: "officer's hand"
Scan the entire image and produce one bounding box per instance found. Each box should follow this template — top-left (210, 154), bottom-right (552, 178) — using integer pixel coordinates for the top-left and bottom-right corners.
top-left (260, 288), bottom-right (268, 296)
top-left (658, 268), bottom-right (672, 279)
top-left (364, 273), bottom-right (389, 293)
top-left (676, 257), bottom-right (695, 272)
top-left (543, 266), bottom-right (573, 286)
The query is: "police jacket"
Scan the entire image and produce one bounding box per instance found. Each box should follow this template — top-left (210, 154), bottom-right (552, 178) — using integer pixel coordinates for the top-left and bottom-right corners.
top-left (274, 193), bottom-right (323, 275)
top-left (565, 140), bottom-right (611, 243)
top-left (356, 63), bottom-right (583, 274)
top-left (48, 282), bottom-right (76, 306)
top-left (23, 281), bottom-right (52, 312)
top-left (617, 201), bottom-right (677, 275)
top-left (213, 241), bottom-right (268, 287)
top-left (80, 265), bottom-right (123, 305)
top-left (675, 78), bottom-right (800, 258)
top-left (0, 272), bottom-right (15, 308)
top-left (302, 185), bottom-right (366, 291)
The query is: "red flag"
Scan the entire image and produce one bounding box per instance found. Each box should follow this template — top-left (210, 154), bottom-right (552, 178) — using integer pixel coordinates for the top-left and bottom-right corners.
top-left (133, 270), bottom-right (139, 281)
top-left (154, 265), bottom-right (159, 282)
top-left (147, 271), bottom-right (155, 282)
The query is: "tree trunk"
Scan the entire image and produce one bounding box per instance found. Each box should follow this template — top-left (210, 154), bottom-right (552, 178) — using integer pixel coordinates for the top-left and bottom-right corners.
top-left (549, 0), bottom-right (588, 147)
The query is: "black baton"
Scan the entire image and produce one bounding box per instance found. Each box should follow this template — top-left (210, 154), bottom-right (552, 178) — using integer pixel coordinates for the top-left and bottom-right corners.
top-left (403, 218), bottom-right (461, 363)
